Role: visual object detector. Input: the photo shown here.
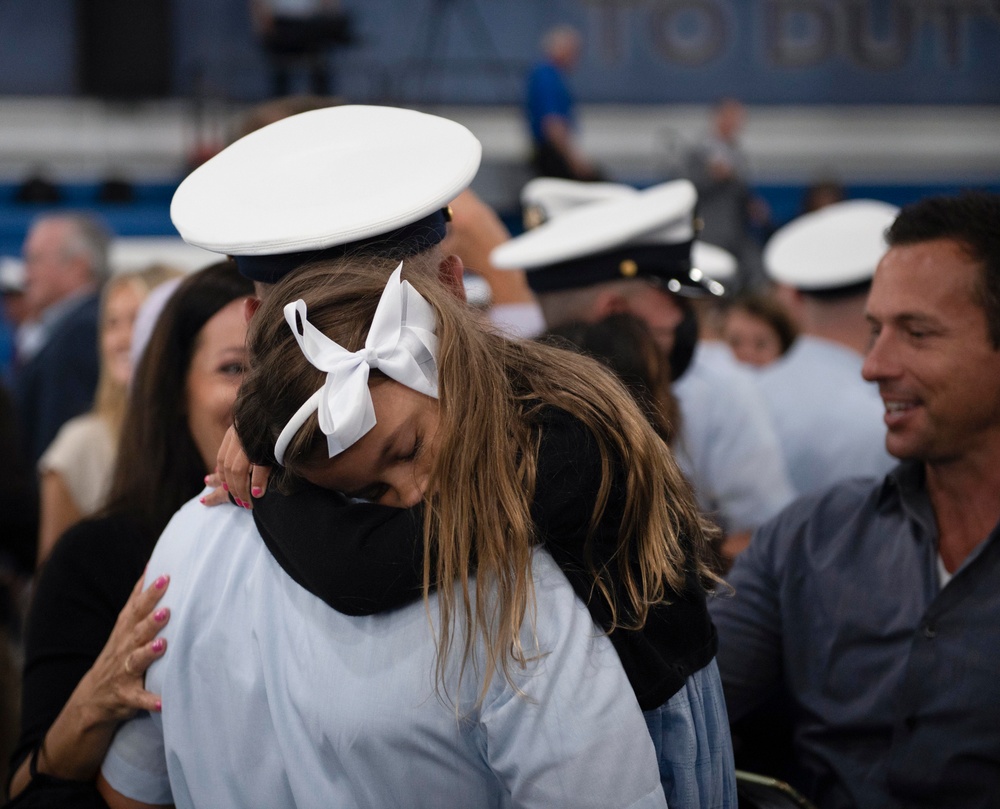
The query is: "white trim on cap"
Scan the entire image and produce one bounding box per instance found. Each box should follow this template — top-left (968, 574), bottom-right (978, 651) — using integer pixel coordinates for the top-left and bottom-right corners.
top-left (520, 177), bottom-right (636, 223)
top-left (493, 179), bottom-right (697, 270)
top-left (171, 105), bottom-right (482, 256)
top-left (764, 199), bottom-right (899, 290)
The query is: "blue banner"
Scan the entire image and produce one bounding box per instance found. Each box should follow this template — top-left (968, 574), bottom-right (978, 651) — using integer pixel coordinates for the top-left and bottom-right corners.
top-left (1, 0), bottom-right (998, 104)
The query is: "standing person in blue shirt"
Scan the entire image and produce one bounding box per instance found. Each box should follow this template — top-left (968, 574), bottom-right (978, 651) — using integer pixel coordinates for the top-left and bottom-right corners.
top-left (711, 191), bottom-right (1000, 809)
top-left (525, 25), bottom-right (600, 181)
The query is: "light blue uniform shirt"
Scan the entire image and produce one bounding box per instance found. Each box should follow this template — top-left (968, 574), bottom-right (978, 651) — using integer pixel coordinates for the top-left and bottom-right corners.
top-left (102, 496), bottom-right (667, 809)
top-left (673, 345), bottom-right (795, 534)
top-left (750, 335), bottom-right (895, 497)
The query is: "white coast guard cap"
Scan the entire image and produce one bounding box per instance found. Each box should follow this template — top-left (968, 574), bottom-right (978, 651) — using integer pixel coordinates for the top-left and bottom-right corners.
top-left (520, 177), bottom-right (636, 229)
top-left (764, 199), bottom-right (899, 292)
top-left (493, 179), bottom-right (717, 296)
top-left (171, 105), bottom-right (482, 283)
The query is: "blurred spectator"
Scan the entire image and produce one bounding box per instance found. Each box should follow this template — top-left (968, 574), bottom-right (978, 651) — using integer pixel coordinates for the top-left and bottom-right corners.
top-left (525, 25), bottom-right (600, 181)
top-left (543, 313), bottom-right (680, 445)
top-left (250, 0), bottom-right (353, 97)
top-left (8, 262), bottom-right (253, 804)
top-left (723, 292), bottom-right (797, 368)
top-left (685, 99), bottom-right (769, 292)
top-left (801, 177), bottom-right (846, 215)
top-left (35, 265), bottom-right (182, 567)
top-left (492, 179), bottom-right (794, 563)
top-left (755, 200), bottom-right (898, 497)
top-left (12, 214), bottom-right (110, 466)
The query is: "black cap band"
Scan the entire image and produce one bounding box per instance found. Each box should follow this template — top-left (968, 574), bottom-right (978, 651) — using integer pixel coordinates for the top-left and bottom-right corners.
top-left (233, 208), bottom-right (451, 283)
top-left (526, 240), bottom-right (702, 295)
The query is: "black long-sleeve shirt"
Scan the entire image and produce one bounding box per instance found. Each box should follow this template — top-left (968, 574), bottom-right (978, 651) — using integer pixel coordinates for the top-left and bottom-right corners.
top-left (11, 513), bottom-right (147, 799)
top-left (254, 408), bottom-right (716, 710)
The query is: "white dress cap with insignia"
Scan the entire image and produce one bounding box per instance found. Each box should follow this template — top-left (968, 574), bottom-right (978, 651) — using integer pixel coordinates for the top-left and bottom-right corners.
top-left (765, 199), bottom-right (899, 292)
top-left (170, 105), bottom-right (482, 282)
top-left (520, 177), bottom-right (635, 229)
top-left (493, 179), bottom-right (719, 296)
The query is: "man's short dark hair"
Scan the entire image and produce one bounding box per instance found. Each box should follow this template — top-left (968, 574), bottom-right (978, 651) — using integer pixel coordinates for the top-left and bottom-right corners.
top-left (887, 191), bottom-right (1000, 348)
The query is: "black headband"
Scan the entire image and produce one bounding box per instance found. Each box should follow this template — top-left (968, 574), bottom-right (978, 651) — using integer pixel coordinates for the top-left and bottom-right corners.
top-left (233, 208), bottom-right (451, 283)
top-left (526, 240), bottom-right (704, 294)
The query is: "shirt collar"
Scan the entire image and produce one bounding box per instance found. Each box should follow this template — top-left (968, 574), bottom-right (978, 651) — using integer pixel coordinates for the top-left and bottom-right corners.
top-left (878, 460), bottom-right (937, 539)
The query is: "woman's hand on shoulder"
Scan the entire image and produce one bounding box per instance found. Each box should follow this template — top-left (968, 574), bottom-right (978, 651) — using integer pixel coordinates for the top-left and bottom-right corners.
top-left (81, 571), bottom-right (170, 721)
top-left (202, 425), bottom-right (271, 509)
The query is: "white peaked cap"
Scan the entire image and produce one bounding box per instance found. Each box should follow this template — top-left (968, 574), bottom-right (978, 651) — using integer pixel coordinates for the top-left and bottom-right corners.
top-left (520, 177), bottom-right (636, 227)
top-left (170, 105), bottom-right (482, 280)
top-left (494, 179), bottom-right (697, 271)
top-left (764, 199), bottom-right (900, 291)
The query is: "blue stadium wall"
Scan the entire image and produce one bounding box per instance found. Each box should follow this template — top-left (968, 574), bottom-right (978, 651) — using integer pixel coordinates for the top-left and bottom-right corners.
top-left (1, 0), bottom-right (999, 104)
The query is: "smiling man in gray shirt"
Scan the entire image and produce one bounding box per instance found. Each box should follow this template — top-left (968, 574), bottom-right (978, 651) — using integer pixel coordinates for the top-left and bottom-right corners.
top-left (710, 191), bottom-right (1000, 809)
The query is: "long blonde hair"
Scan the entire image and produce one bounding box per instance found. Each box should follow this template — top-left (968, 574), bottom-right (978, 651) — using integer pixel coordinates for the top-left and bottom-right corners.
top-left (92, 264), bottom-right (183, 440)
top-left (235, 255), bottom-right (717, 703)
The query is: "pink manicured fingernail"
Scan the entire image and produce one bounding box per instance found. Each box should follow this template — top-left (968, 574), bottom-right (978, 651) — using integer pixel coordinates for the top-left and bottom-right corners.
top-left (152, 638), bottom-right (166, 653)
top-left (154, 699), bottom-right (162, 712)
top-left (222, 482), bottom-right (229, 491)
top-left (204, 475), bottom-right (211, 485)
top-left (199, 496), bottom-right (206, 505)
top-left (153, 576), bottom-right (168, 590)
top-left (153, 608), bottom-right (168, 622)
top-left (251, 487), bottom-right (263, 497)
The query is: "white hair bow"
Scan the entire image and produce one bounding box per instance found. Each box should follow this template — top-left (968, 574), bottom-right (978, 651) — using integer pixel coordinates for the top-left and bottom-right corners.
top-left (273, 263), bottom-right (438, 466)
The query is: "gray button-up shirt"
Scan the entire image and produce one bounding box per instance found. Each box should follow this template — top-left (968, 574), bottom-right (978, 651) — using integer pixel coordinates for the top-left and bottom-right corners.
top-left (710, 462), bottom-right (1000, 809)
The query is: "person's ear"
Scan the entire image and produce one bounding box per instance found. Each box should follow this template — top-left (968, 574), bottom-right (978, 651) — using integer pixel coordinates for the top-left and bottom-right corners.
top-left (589, 289), bottom-right (629, 320)
top-left (437, 253), bottom-right (466, 302)
top-left (243, 296), bottom-right (261, 323)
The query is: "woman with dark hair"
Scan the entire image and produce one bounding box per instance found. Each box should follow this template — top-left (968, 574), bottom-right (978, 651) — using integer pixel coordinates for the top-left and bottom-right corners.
top-left (7, 261), bottom-right (253, 805)
top-left (542, 313), bottom-right (680, 445)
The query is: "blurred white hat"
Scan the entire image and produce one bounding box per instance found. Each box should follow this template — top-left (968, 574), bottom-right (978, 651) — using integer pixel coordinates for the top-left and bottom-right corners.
top-left (520, 177), bottom-right (636, 229)
top-left (765, 199), bottom-right (899, 292)
top-left (493, 179), bottom-right (719, 297)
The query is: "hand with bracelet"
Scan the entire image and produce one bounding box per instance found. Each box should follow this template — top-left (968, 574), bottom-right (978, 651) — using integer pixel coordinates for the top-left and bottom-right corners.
top-left (9, 572), bottom-right (169, 797)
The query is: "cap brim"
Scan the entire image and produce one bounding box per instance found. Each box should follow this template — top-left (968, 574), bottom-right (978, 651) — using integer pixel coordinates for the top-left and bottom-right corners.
top-left (493, 180), bottom-right (697, 270)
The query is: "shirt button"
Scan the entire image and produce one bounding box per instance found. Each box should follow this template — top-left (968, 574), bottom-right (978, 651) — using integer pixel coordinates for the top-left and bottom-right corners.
top-left (923, 623), bottom-right (937, 639)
